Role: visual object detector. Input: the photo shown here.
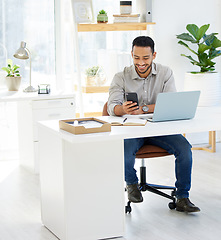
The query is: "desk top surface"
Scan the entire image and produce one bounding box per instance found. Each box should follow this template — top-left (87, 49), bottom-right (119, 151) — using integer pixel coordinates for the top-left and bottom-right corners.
top-left (0, 90), bottom-right (75, 102)
top-left (38, 106), bottom-right (221, 143)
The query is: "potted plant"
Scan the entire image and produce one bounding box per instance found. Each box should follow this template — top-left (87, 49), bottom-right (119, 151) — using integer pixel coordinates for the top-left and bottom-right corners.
top-left (85, 65), bottom-right (106, 86)
top-left (97, 9), bottom-right (108, 23)
top-left (85, 66), bottom-right (99, 86)
top-left (1, 59), bottom-right (21, 91)
top-left (176, 24), bottom-right (221, 106)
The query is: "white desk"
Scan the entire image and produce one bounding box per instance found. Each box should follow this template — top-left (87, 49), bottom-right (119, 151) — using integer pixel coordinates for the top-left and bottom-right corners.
top-left (0, 90), bottom-right (75, 172)
top-left (38, 106), bottom-right (221, 240)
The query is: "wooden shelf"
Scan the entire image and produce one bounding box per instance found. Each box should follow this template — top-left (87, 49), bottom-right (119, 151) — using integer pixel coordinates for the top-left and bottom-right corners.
top-left (78, 22), bottom-right (155, 32)
top-left (75, 85), bottom-right (109, 93)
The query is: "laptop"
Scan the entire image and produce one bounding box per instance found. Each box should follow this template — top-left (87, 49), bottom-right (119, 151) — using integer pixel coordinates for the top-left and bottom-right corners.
top-left (141, 91), bottom-right (200, 122)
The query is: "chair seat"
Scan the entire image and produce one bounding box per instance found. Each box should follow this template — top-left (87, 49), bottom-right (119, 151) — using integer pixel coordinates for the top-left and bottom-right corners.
top-left (136, 144), bottom-right (171, 158)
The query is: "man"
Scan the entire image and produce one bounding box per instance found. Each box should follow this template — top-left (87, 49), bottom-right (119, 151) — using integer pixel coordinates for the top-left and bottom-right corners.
top-left (107, 36), bottom-right (200, 213)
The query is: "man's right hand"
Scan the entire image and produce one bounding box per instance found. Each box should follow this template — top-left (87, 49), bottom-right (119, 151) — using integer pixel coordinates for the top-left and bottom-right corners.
top-left (114, 101), bottom-right (139, 116)
top-left (123, 101), bottom-right (139, 114)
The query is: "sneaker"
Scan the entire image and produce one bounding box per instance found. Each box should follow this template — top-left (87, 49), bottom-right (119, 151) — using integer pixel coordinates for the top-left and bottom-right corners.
top-left (176, 198), bottom-right (200, 213)
top-left (126, 184), bottom-right (143, 203)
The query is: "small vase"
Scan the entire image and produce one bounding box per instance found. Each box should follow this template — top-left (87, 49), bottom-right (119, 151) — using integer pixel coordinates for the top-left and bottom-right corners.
top-left (97, 14), bottom-right (108, 23)
top-left (86, 76), bottom-right (96, 86)
top-left (5, 76), bottom-right (21, 91)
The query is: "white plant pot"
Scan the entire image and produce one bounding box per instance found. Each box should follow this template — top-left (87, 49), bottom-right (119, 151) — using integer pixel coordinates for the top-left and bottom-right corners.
top-left (184, 72), bottom-right (221, 106)
top-left (5, 76), bottom-right (21, 91)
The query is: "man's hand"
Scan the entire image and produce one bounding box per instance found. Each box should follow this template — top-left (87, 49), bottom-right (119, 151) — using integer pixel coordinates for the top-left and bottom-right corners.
top-left (123, 101), bottom-right (140, 115)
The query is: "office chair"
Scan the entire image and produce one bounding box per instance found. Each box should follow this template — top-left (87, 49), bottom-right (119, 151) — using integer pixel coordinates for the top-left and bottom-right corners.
top-left (102, 102), bottom-right (177, 213)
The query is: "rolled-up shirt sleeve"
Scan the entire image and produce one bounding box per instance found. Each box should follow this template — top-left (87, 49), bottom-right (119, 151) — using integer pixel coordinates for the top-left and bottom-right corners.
top-left (107, 72), bottom-right (125, 116)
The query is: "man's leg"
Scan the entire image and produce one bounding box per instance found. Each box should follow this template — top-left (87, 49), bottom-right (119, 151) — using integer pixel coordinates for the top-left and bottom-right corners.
top-left (124, 138), bottom-right (145, 202)
top-left (144, 134), bottom-right (200, 212)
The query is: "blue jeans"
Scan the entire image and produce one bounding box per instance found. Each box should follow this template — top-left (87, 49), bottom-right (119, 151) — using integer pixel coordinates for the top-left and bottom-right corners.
top-left (124, 134), bottom-right (192, 199)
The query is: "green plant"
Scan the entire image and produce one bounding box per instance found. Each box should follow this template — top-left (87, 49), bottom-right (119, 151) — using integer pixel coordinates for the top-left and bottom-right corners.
top-left (176, 24), bottom-right (221, 73)
top-left (1, 59), bottom-right (20, 77)
top-left (85, 66), bottom-right (99, 77)
top-left (98, 9), bottom-right (107, 15)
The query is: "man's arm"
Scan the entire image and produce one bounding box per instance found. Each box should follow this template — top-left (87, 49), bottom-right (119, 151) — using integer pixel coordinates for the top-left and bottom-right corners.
top-left (114, 102), bottom-right (155, 116)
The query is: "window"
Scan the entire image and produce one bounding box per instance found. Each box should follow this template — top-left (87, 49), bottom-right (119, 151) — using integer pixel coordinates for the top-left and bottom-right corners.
top-left (0, 0), bottom-right (55, 89)
top-left (0, 0), bottom-right (55, 159)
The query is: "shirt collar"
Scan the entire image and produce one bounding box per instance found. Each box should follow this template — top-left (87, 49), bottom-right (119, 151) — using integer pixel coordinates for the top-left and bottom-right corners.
top-left (131, 62), bottom-right (157, 80)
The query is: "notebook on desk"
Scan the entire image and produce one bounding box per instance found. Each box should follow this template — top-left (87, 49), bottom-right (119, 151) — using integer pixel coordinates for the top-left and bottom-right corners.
top-left (141, 91), bottom-right (200, 122)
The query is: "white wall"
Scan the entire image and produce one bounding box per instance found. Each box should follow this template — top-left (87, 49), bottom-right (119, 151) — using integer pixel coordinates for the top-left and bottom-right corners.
top-left (152, 0), bottom-right (221, 90)
top-left (151, 0), bottom-right (221, 143)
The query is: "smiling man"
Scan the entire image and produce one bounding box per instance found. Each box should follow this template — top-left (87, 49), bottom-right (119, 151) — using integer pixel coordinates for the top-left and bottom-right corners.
top-left (107, 36), bottom-right (200, 213)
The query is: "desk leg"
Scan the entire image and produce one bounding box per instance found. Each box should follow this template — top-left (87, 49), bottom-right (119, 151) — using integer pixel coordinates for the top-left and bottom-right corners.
top-left (39, 126), bottom-right (125, 240)
top-left (184, 131), bottom-right (216, 153)
top-left (63, 139), bottom-right (125, 240)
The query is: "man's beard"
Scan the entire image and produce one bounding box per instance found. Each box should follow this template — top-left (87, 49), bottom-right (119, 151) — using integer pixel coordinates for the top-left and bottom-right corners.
top-left (135, 63), bottom-right (152, 75)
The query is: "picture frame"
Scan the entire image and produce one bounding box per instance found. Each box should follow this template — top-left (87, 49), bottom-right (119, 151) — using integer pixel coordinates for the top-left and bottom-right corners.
top-left (71, 0), bottom-right (94, 23)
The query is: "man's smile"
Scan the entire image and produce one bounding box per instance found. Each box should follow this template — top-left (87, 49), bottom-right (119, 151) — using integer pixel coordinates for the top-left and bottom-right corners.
top-left (136, 64), bottom-right (148, 71)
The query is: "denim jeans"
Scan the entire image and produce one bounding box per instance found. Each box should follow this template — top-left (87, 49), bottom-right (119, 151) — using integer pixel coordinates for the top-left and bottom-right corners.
top-left (124, 134), bottom-right (192, 199)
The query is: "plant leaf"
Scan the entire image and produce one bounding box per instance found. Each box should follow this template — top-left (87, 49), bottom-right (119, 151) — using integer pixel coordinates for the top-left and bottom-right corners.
top-left (180, 54), bottom-right (199, 65)
top-left (186, 24), bottom-right (210, 42)
top-left (12, 65), bottom-right (20, 71)
top-left (178, 40), bottom-right (198, 55)
top-left (197, 24), bottom-right (210, 41)
top-left (1, 67), bottom-right (10, 74)
top-left (7, 59), bottom-right (13, 66)
top-left (176, 33), bottom-right (197, 43)
top-left (198, 43), bottom-right (211, 53)
top-left (203, 33), bottom-right (217, 46)
top-left (209, 48), bottom-right (221, 59)
top-left (186, 24), bottom-right (199, 40)
top-left (211, 36), bottom-right (221, 48)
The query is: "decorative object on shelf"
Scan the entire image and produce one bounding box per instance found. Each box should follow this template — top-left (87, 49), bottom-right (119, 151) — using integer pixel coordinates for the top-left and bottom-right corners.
top-left (177, 24), bottom-right (221, 106)
top-left (136, 0), bottom-right (152, 22)
top-left (97, 9), bottom-right (108, 23)
top-left (114, 1), bottom-right (140, 23)
top-left (38, 84), bottom-right (50, 94)
top-left (85, 66), bottom-right (99, 86)
top-left (14, 41), bottom-right (37, 92)
top-left (1, 59), bottom-right (21, 91)
top-left (120, 1), bottom-right (132, 15)
top-left (85, 65), bottom-right (107, 86)
top-left (71, 0), bottom-right (94, 23)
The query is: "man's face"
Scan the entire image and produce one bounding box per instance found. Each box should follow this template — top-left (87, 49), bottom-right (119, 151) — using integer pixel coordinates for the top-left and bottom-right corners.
top-left (131, 46), bottom-right (156, 77)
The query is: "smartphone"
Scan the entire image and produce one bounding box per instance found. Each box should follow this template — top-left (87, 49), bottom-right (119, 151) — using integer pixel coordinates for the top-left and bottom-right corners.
top-left (126, 92), bottom-right (139, 107)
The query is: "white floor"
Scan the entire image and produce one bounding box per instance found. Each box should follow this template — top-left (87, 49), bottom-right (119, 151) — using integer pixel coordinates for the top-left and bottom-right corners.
top-left (0, 143), bottom-right (221, 240)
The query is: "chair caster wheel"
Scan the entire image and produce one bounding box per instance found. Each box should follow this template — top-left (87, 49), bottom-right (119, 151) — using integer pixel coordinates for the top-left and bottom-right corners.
top-left (125, 205), bottom-right (132, 213)
top-left (168, 202), bottom-right (176, 210)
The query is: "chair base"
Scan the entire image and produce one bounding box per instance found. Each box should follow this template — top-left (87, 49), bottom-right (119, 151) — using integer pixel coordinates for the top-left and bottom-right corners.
top-left (125, 166), bottom-right (177, 213)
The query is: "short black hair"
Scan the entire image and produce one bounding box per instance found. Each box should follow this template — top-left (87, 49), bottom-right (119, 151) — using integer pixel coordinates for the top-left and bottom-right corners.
top-left (132, 36), bottom-right (155, 53)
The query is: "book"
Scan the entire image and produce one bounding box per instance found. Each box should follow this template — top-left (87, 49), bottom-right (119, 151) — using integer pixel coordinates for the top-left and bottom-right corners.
top-left (105, 116), bottom-right (147, 126)
top-left (113, 14), bottom-right (140, 18)
top-left (113, 17), bottom-right (140, 23)
top-left (113, 13), bottom-right (140, 23)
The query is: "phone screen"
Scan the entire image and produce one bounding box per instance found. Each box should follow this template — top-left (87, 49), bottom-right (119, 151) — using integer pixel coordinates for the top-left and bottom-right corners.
top-left (126, 92), bottom-right (139, 106)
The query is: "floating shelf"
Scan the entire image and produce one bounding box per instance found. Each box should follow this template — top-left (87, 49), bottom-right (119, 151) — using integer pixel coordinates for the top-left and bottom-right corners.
top-left (78, 22), bottom-right (155, 32)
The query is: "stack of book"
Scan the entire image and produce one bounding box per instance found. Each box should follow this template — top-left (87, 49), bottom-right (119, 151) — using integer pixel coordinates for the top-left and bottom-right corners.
top-left (113, 14), bottom-right (140, 23)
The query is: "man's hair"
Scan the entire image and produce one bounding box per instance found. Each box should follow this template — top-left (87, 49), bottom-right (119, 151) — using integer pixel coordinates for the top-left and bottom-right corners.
top-left (132, 36), bottom-right (155, 53)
